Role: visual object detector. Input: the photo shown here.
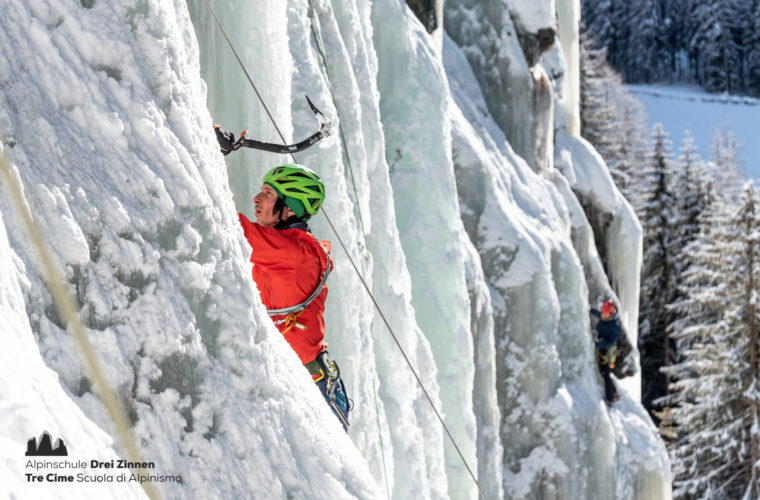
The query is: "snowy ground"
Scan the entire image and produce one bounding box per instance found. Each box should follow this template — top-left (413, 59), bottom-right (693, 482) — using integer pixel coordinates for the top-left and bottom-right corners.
top-left (627, 83), bottom-right (760, 179)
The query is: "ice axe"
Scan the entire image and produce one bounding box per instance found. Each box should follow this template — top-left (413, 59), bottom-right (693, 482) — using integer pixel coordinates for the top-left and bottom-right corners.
top-left (216, 95), bottom-right (332, 156)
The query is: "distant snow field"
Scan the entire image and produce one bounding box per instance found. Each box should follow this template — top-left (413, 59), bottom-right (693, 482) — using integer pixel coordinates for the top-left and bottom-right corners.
top-left (627, 84), bottom-right (760, 179)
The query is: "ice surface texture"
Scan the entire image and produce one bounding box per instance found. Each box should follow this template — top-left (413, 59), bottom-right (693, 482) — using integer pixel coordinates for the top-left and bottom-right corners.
top-left (0, 0), bottom-right (670, 498)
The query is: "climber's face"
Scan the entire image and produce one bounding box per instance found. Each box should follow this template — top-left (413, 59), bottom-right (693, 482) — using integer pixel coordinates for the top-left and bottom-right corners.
top-left (254, 184), bottom-right (280, 227)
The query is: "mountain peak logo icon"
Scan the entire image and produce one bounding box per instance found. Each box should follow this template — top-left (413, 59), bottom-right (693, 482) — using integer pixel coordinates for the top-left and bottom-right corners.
top-left (25, 431), bottom-right (68, 456)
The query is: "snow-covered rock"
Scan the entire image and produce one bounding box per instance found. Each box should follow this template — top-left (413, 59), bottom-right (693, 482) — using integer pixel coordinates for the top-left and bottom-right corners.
top-left (0, 1), bottom-right (377, 498)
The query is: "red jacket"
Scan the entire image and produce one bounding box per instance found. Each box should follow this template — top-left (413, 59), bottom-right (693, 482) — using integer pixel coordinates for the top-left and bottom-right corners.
top-left (238, 213), bottom-right (331, 364)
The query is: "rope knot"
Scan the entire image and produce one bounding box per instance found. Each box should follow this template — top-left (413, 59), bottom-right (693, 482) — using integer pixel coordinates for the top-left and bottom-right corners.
top-left (275, 310), bottom-right (305, 335)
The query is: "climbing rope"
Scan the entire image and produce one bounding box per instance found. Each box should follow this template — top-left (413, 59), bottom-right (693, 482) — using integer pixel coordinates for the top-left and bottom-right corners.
top-left (0, 147), bottom-right (160, 500)
top-left (306, 3), bottom-right (389, 496)
top-left (306, 0), bottom-right (368, 245)
top-left (201, 1), bottom-right (486, 498)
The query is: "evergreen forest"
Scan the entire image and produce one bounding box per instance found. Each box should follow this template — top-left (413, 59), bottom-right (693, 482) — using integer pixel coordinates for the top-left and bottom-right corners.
top-left (582, 0), bottom-right (760, 96)
top-left (580, 19), bottom-right (760, 497)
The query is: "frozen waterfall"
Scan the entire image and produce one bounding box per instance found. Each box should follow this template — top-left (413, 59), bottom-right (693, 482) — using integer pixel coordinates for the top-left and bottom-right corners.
top-left (1, 0), bottom-right (670, 499)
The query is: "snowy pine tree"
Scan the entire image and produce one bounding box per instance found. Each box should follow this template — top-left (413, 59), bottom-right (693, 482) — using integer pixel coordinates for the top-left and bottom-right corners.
top-left (662, 0), bottom-right (693, 82)
top-left (710, 122), bottom-right (744, 204)
top-left (610, 96), bottom-right (650, 211)
top-left (580, 0), bottom-right (613, 41)
top-left (623, 0), bottom-right (664, 82)
top-left (665, 132), bottom-right (707, 334)
top-left (639, 123), bottom-right (679, 421)
top-left (743, 184), bottom-right (760, 499)
top-left (672, 132), bottom-right (706, 256)
top-left (581, 0), bottom-right (621, 67)
top-left (580, 28), bottom-right (620, 172)
top-left (655, 133), bottom-right (707, 439)
top-left (582, 0), bottom-right (760, 96)
top-left (579, 26), bottom-right (649, 208)
top-left (746, 0), bottom-right (760, 96)
top-left (663, 184), bottom-right (760, 499)
top-left (689, 0), bottom-right (744, 93)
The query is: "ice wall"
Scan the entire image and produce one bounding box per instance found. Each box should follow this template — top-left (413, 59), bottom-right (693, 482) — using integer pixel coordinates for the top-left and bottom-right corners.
top-left (371, 2), bottom-right (479, 499)
top-left (444, 0), bottom-right (555, 172)
top-left (554, 130), bottom-right (644, 397)
top-left (288, 1), bottom-right (452, 496)
top-left (0, 0), bottom-right (671, 498)
top-left (0, 1), bottom-right (378, 498)
top-left (446, 34), bottom-right (600, 497)
top-left (189, 0), bottom-right (479, 497)
top-left (444, 28), bottom-right (670, 499)
top-left (555, 0), bottom-right (580, 135)
top-left (443, 0), bottom-right (670, 497)
top-left (0, 204), bottom-right (147, 500)
top-left (552, 0), bottom-right (643, 398)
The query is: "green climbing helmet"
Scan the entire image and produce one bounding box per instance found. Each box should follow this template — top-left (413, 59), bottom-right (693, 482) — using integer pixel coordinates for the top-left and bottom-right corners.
top-left (262, 164), bottom-right (325, 219)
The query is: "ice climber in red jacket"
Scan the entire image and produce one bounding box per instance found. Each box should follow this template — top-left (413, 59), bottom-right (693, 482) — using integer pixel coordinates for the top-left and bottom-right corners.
top-left (237, 163), bottom-right (350, 430)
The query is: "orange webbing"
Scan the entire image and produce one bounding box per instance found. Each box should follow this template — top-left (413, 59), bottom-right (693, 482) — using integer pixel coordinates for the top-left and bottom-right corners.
top-left (280, 310), bottom-right (305, 335)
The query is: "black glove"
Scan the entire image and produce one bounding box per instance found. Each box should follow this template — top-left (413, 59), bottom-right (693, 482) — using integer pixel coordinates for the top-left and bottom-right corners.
top-left (214, 125), bottom-right (239, 156)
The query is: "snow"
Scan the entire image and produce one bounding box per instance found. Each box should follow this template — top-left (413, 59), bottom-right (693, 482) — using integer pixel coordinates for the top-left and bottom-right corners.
top-left (444, 0), bottom-right (540, 170)
top-left (0, 0), bottom-right (377, 498)
top-left (0, 205), bottom-right (146, 500)
top-left (509, 0), bottom-right (557, 36)
top-left (444, 19), bottom-right (669, 495)
top-left (0, 0), bottom-right (671, 498)
top-left (555, 129), bottom-right (620, 214)
top-left (627, 83), bottom-right (760, 179)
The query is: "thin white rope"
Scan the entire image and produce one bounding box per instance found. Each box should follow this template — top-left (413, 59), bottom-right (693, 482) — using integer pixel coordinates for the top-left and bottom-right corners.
top-left (0, 147), bottom-right (160, 500)
top-left (201, 1), bottom-right (486, 497)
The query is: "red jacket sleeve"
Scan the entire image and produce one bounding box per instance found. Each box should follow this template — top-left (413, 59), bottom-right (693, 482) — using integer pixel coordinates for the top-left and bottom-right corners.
top-left (237, 212), bottom-right (302, 266)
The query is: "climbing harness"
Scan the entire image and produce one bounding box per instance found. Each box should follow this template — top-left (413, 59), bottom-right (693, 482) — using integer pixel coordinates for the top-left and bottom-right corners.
top-left (201, 1), bottom-right (485, 497)
top-left (304, 356), bottom-right (325, 382)
top-left (598, 345), bottom-right (617, 369)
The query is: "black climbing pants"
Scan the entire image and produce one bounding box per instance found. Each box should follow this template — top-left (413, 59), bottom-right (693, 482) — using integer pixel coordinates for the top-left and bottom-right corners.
top-left (598, 361), bottom-right (618, 403)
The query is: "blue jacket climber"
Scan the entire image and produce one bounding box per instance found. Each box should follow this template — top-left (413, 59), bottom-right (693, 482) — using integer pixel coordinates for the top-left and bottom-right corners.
top-left (590, 300), bottom-right (620, 351)
top-left (590, 300), bottom-right (621, 406)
